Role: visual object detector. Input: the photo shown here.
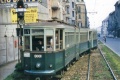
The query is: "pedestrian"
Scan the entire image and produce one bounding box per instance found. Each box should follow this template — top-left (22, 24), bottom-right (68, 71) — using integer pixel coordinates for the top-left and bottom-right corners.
top-left (103, 36), bottom-right (106, 43)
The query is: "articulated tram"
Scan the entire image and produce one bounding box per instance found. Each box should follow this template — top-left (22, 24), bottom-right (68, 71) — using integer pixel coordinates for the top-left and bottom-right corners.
top-left (21, 21), bottom-right (97, 79)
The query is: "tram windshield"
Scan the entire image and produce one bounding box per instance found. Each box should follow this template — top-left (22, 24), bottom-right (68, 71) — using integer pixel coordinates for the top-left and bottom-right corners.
top-left (32, 35), bottom-right (44, 51)
top-left (23, 28), bottom-right (63, 51)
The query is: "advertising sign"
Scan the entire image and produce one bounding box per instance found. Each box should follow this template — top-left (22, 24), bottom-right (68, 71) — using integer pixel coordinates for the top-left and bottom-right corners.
top-left (11, 7), bottom-right (38, 23)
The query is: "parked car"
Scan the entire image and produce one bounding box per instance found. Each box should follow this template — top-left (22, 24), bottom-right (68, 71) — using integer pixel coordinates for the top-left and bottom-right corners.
top-left (107, 34), bottom-right (114, 38)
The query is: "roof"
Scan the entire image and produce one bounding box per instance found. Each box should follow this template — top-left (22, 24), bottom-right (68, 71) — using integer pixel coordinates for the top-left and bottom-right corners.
top-left (24, 20), bottom-right (76, 29)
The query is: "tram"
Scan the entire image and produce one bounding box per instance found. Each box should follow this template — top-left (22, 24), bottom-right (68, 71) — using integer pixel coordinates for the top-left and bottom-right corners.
top-left (20, 21), bottom-right (97, 79)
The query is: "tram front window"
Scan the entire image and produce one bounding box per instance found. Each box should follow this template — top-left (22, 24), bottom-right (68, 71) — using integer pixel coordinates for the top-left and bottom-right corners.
top-left (32, 35), bottom-right (44, 51)
top-left (46, 36), bottom-right (53, 51)
top-left (24, 36), bottom-right (30, 50)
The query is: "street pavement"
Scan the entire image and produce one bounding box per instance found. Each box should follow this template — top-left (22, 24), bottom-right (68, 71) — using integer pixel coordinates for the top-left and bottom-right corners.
top-left (0, 61), bottom-right (17, 80)
top-left (98, 37), bottom-right (120, 56)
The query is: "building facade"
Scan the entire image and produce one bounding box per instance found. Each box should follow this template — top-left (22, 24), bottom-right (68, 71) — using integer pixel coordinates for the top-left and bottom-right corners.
top-left (108, 11), bottom-right (116, 36)
top-left (62, 0), bottom-right (87, 28)
top-left (107, 0), bottom-right (120, 38)
top-left (76, 0), bottom-right (87, 28)
top-left (0, 0), bottom-right (88, 37)
top-left (114, 1), bottom-right (120, 37)
top-left (50, 0), bottom-right (64, 20)
top-left (0, 0), bottom-right (49, 37)
top-left (101, 17), bottom-right (108, 36)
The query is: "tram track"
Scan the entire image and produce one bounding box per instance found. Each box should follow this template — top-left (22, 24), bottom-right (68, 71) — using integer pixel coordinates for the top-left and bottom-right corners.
top-left (60, 47), bottom-right (119, 80)
top-left (98, 46), bottom-right (118, 80)
top-left (61, 52), bottom-right (90, 80)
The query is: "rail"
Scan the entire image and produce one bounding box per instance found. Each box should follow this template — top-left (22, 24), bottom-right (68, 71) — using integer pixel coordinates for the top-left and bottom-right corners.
top-left (86, 52), bottom-right (91, 80)
top-left (98, 46), bottom-right (118, 80)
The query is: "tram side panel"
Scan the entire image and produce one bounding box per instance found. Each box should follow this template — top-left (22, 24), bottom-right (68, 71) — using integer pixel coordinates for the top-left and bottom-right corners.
top-left (63, 28), bottom-right (76, 66)
top-left (93, 31), bottom-right (98, 48)
top-left (79, 31), bottom-right (89, 54)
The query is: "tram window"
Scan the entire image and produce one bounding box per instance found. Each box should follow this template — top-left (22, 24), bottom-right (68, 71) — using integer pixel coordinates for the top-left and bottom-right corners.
top-left (24, 36), bottom-right (30, 50)
top-left (32, 35), bottom-right (44, 51)
top-left (32, 29), bottom-right (44, 34)
top-left (60, 30), bottom-right (63, 49)
top-left (55, 31), bottom-right (59, 50)
top-left (24, 29), bottom-right (30, 34)
top-left (46, 36), bottom-right (53, 51)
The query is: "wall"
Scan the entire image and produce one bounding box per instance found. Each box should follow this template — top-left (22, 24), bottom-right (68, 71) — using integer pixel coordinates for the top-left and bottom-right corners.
top-left (0, 37), bottom-right (18, 65)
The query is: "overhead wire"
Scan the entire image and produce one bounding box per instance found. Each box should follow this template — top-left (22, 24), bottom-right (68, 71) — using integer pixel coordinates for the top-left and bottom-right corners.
top-left (93, 0), bottom-right (96, 12)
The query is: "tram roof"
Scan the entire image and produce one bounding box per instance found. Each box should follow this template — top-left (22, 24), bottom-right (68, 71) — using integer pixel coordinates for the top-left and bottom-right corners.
top-left (24, 21), bottom-right (75, 29)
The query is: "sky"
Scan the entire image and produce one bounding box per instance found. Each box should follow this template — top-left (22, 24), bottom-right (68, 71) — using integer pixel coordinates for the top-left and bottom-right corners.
top-left (84, 0), bottom-right (118, 29)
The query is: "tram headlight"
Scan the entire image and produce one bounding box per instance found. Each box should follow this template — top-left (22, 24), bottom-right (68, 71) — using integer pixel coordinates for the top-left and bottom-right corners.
top-left (49, 64), bottom-right (53, 68)
top-left (24, 52), bottom-right (30, 57)
top-left (35, 77), bottom-right (40, 80)
top-left (36, 63), bottom-right (41, 68)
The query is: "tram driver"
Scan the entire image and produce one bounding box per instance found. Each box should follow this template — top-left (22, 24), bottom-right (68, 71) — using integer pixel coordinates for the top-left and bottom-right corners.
top-left (36, 40), bottom-right (43, 51)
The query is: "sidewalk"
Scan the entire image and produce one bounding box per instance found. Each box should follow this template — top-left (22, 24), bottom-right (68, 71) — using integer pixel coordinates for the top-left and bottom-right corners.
top-left (98, 37), bottom-right (120, 56)
top-left (0, 61), bottom-right (18, 80)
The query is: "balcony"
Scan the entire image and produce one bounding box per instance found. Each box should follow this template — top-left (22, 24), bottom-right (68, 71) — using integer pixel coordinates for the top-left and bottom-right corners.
top-left (51, 1), bottom-right (60, 10)
top-left (52, 13), bottom-right (59, 20)
top-left (65, 13), bottom-right (70, 18)
top-left (65, 2), bottom-right (70, 6)
top-left (52, 17), bottom-right (58, 20)
top-left (77, 18), bottom-right (82, 22)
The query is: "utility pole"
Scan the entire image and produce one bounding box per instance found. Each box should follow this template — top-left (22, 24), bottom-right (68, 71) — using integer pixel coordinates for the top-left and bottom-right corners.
top-left (13, 0), bottom-right (28, 62)
top-left (17, 0), bottom-right (26, 47)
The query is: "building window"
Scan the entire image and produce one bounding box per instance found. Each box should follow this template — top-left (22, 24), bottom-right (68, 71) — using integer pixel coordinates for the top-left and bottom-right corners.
top-left (66, 6), bottom-right (69, 14)
top-left (79, 14), bottom-right (81, 19)
top-left (78, 6), bottom-right (81, 13)
top-left (66, 0), bottom-right (69, 2)
top-left (72, 20), bottom-right (75, 25)
top-left (72, 2), bottom-right (74, 8)
top-left (72, 11), bottom-right (74, 17)
top-left (66, 17), bottom-right (69, 22)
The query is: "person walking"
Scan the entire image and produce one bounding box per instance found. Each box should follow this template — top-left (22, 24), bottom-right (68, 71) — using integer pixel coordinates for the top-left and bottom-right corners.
top-left (103, 36), bottom-right (106, 43)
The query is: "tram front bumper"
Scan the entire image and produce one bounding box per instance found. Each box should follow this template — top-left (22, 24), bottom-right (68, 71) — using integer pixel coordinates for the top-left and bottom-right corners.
top-left (24, 70), bottom-right (56, 76)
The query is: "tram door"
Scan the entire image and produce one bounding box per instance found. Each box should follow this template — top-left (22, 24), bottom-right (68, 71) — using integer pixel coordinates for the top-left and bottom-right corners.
top-left (89, 31), bottom-right (93, 48)
top-left (45, 29), bottom-right (63, 51)
top-left (55, 29), bottom-right (63, 51)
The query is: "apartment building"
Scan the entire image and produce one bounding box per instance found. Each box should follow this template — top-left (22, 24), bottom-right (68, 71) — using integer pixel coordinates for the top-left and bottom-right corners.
top-left (62, 0), bottom-right (87, 28)
top-left (76, 0), bottom-right (87, 28)
top-left (101, 17), bottom-right (109, 36)
top-left (62, 0), bottom-right (76, 25)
